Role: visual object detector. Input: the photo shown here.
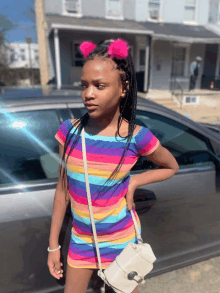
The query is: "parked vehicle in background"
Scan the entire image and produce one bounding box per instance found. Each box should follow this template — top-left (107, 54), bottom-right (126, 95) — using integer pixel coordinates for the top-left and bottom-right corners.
top-left (0, 88), bottom-right (220, 293)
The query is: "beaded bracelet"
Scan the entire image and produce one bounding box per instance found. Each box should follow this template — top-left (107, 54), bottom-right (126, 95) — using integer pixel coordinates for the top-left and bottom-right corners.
top-left (47, 245), bottom-right (61, 252)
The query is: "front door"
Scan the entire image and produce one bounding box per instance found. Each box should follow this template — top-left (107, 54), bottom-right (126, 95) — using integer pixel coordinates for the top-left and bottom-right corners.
top-left (136, 48), bottom-right (146, 92)
top-left (201, 44), bottom-right (218, 89)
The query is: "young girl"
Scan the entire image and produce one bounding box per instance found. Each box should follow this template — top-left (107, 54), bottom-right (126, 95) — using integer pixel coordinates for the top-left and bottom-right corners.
top-left (47, 38), bottom-right (179, 293)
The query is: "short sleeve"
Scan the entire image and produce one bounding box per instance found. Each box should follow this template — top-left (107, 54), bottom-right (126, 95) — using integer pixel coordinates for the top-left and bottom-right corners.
top-left (135, 126), bottom-right (160, 156)
top-left (54, 119), bottom-right (71, 146)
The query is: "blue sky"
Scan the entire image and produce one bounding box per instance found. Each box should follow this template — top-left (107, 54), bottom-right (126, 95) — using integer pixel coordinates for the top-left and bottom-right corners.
top-left (1, 0), bottom-right (37, 43)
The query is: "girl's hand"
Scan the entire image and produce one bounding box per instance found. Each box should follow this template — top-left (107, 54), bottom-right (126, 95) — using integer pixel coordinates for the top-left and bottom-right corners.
top-left (47, 250), bottom-right (63, 279)
top-left (126, 177), bottom-right (137, 211)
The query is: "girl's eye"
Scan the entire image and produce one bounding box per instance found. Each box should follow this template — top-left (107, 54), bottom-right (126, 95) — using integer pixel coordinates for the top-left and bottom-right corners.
top-left (80, 83), bottom-right (105, 89)
top-left (96, 84), bottom-right (104, 89)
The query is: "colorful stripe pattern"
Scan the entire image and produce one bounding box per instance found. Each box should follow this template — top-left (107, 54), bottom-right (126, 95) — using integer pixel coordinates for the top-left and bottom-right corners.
top-left (55, 119), bottom-right (160, 269)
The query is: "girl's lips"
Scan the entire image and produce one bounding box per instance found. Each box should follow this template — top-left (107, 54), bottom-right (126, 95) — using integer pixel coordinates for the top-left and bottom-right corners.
top-left (86, 105), bottom-right (98, 110)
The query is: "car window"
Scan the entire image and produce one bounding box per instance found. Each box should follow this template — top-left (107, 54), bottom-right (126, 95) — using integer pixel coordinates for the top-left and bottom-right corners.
top-left (58, 109), bottom-right (71, 122)
top-left (70, 108), bottom-right (86, 119)
top-left (69, 107), bottom-right (215, 171)
top-left (132, 110), bottom-right (215, 171)
top-left (0, 110), bottom-right (61, 186)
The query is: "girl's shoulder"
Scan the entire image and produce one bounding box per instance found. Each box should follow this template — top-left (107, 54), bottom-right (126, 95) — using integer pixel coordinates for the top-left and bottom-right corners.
top-left (70, 118), bottom-right (81, 128)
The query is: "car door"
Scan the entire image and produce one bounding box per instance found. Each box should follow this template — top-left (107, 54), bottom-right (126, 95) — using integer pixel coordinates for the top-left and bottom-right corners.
top-left (0, 105), bottom-right (72, 293)
top-left (68, 103), bottom-right (220, 278)
top-left (132, 108), bottom-right (220, 277)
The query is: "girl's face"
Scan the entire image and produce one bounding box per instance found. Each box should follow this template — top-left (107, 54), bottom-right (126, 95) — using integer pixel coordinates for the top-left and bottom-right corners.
top-left (81, 57), bottom-right (126, 122)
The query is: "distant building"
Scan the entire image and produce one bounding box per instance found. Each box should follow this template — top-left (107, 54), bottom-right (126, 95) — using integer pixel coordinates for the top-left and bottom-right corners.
top-left (1, 42), bottom-right (40, 86)
top-left (44, 0), bottom-right (220, 91)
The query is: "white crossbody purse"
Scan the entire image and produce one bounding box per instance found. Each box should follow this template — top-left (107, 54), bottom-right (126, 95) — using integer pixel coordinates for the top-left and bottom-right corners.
top-left (81, 128), bottom-right (157, 293)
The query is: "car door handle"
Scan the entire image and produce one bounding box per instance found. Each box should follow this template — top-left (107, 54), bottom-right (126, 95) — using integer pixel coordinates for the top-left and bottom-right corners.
top-left (133, 189), bottom-right (156, 214)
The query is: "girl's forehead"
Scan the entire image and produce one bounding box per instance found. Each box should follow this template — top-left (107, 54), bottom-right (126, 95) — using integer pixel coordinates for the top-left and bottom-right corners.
top-left (82, 57), bottom-right (118, 75)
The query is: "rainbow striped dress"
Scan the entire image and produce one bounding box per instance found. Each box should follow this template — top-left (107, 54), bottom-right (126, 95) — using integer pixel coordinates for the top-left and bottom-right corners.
top-left (55, 118), bottom-right (160, 269)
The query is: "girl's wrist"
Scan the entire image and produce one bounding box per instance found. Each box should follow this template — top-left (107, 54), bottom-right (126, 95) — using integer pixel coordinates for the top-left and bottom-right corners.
top-left (49, 238), bottom-right (59, 249)
top-left (47, 245), bottom-right (61, 252)
top-left (129, 175), bottom-right (139, 190)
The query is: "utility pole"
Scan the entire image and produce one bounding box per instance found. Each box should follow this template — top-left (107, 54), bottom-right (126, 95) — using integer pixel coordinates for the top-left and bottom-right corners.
top-left (35, 0), bottom-right (50, 87)
top-left (26, 37), bottom-right (33, 86)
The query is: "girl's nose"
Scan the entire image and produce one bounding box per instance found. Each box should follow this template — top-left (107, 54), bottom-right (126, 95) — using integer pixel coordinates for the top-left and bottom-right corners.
top-left (86, 86), bottom-right (95, 98)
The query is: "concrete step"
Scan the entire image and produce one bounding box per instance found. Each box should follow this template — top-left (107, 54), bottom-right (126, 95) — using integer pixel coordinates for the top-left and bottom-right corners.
top-left (152, 99), bottom-right (178, 106)
top-left (152, 98), bottom-right (174, 103)
top-left (158, 101), bottom-right (178, 106)
top-left (151, 99), bottom-right (181, 111)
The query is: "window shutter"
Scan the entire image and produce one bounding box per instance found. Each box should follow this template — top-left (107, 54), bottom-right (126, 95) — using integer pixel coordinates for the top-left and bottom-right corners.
top-left (65, 0), bottom-right (79, 13)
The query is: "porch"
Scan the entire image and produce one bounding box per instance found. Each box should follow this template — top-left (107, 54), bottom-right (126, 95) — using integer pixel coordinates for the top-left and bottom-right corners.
top-left (46, 14), bottom-right (154, 92)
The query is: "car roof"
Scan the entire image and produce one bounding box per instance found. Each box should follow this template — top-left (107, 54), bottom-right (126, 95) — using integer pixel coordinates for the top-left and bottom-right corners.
top-left (1, 87), bottom-right (220, 144)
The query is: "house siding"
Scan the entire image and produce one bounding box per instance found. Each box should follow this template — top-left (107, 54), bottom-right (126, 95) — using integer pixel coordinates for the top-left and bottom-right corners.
top-left (135, 0), bottom-right (147, 22)
top-left (82, 0), bottom-right (105, 18)
top-left (135, 0), bottom-right (210, 25)
top-left (45, 0), bottom-right (62, 14)
top-left (162, 0), bottom-right (186, 23)
top-left (197, 0), bottom-right (210, 25)
top-left (124, 0), bottom-right (136, 20)
top-left (208, 0), bottom-right (219, 23)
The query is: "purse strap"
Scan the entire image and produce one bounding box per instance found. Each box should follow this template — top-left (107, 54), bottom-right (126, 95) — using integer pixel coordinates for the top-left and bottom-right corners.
top-left (81, 128), bottom-right (143, 273)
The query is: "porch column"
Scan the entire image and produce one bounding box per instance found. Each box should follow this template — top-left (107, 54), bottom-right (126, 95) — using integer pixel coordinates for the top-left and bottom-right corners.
top-left (143, 36), bottom-right (150, 92)
top-left (54, 28), bottom-right (62, 89)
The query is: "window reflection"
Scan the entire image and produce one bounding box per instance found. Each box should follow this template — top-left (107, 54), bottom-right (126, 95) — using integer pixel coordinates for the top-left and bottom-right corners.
top-left (0, 110), bottom-right (61, 185)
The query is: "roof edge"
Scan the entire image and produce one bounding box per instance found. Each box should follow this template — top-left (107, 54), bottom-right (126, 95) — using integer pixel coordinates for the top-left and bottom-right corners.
top-left (49, 23), bottom-right (154, 36)
top-left (153, 33), bottom-right (220, 43)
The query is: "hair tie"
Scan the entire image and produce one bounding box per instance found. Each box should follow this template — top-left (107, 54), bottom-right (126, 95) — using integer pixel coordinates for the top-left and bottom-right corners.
top-left (79, 39), bottom-right (129, 60)
top-left (79, 41), bottom-right (96, 58)
top-left (107, 39), bottom-right (129, 60)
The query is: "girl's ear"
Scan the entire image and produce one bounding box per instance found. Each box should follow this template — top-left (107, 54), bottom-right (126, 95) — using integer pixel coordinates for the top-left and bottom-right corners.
top-left (121, 81), bottom-right (129, 98)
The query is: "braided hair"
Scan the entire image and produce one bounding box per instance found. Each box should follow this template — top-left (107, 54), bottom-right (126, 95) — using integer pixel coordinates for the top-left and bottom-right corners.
top-left (59, 39), bottom-right (138, 199)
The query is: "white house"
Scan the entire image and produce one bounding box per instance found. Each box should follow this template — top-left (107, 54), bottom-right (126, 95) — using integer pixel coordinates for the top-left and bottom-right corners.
top-left (2, 42), bottom-right (40, 86)
top-left (44, 0), bottom-right (220, 92)
top-left (6, 42), bottom-right (39, 69)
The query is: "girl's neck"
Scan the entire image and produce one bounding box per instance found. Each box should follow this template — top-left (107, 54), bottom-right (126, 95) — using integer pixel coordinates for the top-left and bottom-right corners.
top-left (87, 112), bottom-right (124, 131)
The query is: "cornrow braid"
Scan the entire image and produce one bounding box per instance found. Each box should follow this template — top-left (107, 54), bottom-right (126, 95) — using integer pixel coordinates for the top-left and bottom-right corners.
top-left (60, 38), bottom-right (138, 199)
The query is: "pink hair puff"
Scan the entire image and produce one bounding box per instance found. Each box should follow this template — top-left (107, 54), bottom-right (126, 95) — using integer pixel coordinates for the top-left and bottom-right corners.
top-left (107, 39), bottom-right (129, 59)
top-left (79, 41), bottom-right (96, 58)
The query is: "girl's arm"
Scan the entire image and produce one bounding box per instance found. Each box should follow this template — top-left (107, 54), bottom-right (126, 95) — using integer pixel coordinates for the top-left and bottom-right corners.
top-left (126, 143), bottom-right (179, 210)
top-left (131, 143), bottom-right (179, 188)
top-left (49, 143), bottom-right (70, 249)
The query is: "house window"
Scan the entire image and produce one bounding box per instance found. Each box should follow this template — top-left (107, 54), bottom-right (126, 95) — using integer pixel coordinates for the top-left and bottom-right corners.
top-left (20, 49), bottom-right (26, 61)
top-left (34, 50), bottom-right (39, 61)
top-left (106, 0), bottom-right (123, 18)
top-left (10, 50), bottom-right (15, 63)
top-left (171, 47), bottom-right (186, 77)
top-left (65, 0), bottom-right (81, 14)
top-left (73, 44), bottom-right (84, 67)
top-left (148, 0), bottom-right (160, 20)
top-left (140, 50), bottom-right (146, 66)
top-left (184, 0), bottom-right (196, 22)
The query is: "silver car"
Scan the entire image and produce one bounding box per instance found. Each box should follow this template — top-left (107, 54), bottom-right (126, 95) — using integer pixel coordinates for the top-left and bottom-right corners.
top-left (0, 88), bottom-right (220, 293)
